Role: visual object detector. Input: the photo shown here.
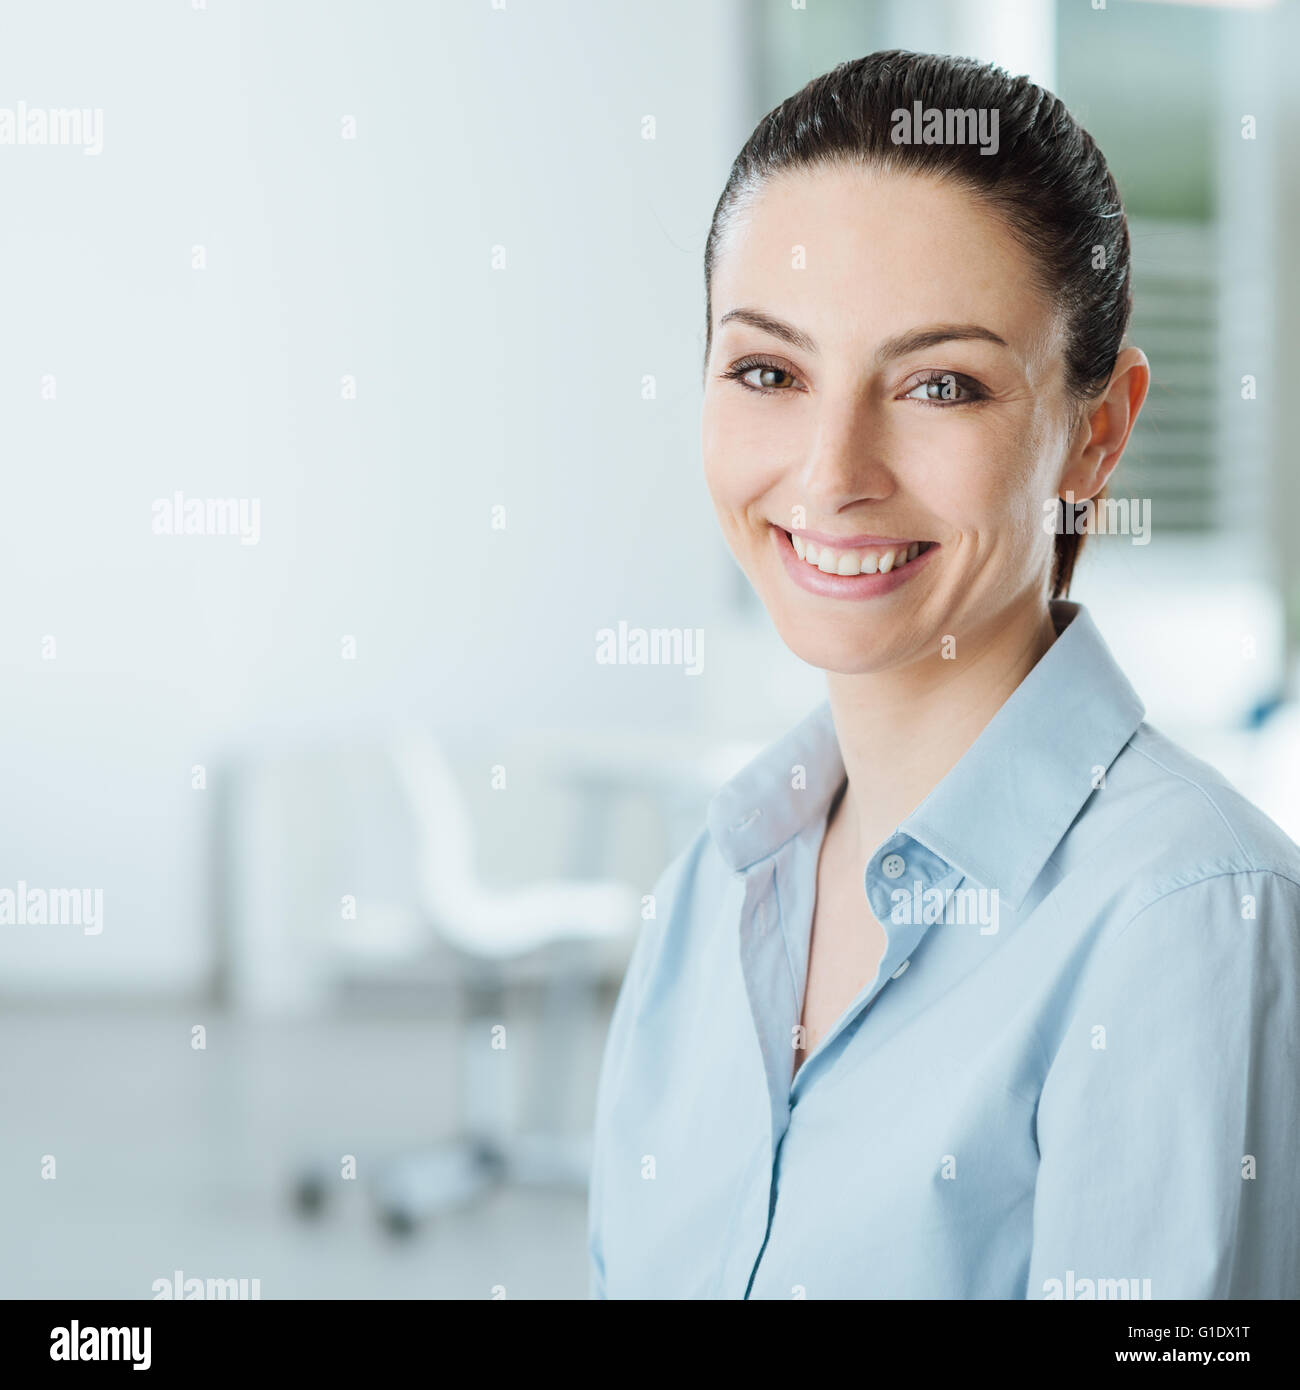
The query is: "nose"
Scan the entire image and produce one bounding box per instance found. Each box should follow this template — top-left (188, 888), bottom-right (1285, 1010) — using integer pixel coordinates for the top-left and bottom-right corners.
top-left (797, 392), bottom-right (897, 514)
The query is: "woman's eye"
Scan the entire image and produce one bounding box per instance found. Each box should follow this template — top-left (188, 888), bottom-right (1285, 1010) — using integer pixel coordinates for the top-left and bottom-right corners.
top-left (727, 361), bottom-right (798, 392)
top-left (903, 372), bottom-right (987, 405)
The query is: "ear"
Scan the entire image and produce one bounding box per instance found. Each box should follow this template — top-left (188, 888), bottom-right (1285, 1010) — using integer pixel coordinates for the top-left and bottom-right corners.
top-left (1059, 346), bottom-right (1150, 501)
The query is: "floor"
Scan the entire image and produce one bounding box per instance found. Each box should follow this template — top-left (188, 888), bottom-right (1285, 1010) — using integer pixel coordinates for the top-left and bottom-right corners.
top-left (0, 996), bottom-right (612, 1299)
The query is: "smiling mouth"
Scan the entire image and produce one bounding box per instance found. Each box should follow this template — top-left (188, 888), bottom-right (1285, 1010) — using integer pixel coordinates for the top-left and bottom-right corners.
top-left (785, 532), bottom-right (938, 576)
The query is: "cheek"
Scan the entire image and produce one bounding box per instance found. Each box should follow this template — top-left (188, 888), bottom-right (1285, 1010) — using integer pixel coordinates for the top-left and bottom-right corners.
top-left (701, 391), bottom-right (783, 510)
top-left (917, 424), bottom-right (1056, 559)
top-left (700, 405), bottom-right (737, 514)
top-left (903, 428), bottom-right (1009, 536)
top-left (1001, 417), bottom-right (1071, 551)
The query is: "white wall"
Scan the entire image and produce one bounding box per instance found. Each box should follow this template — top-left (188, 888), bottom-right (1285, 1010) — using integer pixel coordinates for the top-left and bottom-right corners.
top-left (0, 0), bottom-right (754, 993)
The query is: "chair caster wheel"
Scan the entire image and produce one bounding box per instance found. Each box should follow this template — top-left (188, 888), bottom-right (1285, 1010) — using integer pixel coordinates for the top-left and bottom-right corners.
top-left (381, 1208), bottom-right (418, 1238)
top-left (294, 1175), bottom-right (328, 1217)
top-left (472, 1139), bottom-right (507, 1179)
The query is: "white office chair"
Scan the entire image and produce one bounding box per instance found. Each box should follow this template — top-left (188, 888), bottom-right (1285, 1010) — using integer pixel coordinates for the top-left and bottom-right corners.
top-left (390, 723), bottom-right (636, 958)
top-left (293, 722), bottom-right (641, 1233)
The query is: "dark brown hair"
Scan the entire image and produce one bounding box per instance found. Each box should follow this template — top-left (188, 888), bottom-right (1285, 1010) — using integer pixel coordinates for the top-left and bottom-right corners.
top-left (703, 50), bottom-right (1133, 599)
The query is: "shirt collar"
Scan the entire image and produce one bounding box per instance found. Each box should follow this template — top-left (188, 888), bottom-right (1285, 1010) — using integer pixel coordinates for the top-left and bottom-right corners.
top-left (706, 600), bottom-right (1146, 910)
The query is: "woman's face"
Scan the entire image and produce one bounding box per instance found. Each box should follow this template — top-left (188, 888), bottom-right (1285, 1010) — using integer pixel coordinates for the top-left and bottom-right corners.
top-left (702, 164), bottom-right (1082, 675)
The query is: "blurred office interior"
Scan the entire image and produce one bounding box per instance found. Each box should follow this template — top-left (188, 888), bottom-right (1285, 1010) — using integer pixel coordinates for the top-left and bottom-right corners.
top-left (2, 0), bottom-right (1299, 1297)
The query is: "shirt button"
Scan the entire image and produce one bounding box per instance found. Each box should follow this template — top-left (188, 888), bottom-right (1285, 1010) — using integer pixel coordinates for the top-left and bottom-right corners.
top-left (881, 853), bottom-right (906, 879)
top-left (890, 959), bottom-right (910, 979)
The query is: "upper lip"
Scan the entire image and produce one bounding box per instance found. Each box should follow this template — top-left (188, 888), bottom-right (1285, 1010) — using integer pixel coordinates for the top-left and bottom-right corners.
top-left (782, 525), bottom-right (931, 548)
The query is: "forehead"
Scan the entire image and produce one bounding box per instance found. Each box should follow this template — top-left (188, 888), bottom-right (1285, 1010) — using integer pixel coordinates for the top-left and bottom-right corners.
top-left (711, 164), bottom-right (1064, 363)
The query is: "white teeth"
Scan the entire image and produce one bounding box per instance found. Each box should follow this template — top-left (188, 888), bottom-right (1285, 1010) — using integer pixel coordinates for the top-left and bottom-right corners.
top-left (787, 531), bottom-right (928, 577)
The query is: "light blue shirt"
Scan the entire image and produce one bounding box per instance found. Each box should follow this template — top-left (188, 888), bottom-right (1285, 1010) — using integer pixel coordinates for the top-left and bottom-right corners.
top-left (588, 600), bottom-right (1300, 1299)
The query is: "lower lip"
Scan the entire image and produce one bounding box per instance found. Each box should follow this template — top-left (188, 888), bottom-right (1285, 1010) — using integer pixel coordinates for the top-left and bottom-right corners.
top-left (773, 527), bottom-right (938, 601)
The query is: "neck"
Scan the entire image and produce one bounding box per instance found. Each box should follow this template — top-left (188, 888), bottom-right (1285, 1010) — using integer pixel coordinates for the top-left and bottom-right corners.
top-left (825, 593), bottom-right (1061, 862)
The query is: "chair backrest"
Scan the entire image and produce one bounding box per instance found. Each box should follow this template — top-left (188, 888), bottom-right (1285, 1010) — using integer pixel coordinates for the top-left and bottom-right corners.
top-left (385, 722), bottom-right (481, 927)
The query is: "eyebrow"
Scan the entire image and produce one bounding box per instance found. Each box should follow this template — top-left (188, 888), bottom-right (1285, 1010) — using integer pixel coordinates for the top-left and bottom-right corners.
top-left (717, 307), bottom-right (818, 355)
top-left (716, 308), bottom-right (1009, 362)
top-left (878, 323), bottom-right (1010, 361)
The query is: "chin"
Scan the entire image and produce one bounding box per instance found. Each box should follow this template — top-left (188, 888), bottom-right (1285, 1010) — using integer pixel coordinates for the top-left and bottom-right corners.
top-left (770, 620), bottom-right (928, 676)
top-left (746, 583), bottom-right (928, 674)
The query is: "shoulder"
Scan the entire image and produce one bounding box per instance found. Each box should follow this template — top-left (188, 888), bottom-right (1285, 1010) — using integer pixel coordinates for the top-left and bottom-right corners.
top-left (618, 823), bottom-right (738, 1007)
top-left (1104, 720), bottom-right (1300, 913)
top-left (1041, 730), bottom-right (1300, 1091)
top-left (1042, 718), bottom-right (1300, 1025)
top-left (591, 820), bottom-right (740, 1116)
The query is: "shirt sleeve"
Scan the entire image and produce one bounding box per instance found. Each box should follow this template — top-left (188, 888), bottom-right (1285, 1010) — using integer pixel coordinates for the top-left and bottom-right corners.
top-left (586, 946), bottom-right (638, 1300)
top-left (586, 841), bottom-right (690, 1298)
top-left (1026, 868), bottom-right (1300, 1299)
top-left (586, 909), bottom-right (660, 1299)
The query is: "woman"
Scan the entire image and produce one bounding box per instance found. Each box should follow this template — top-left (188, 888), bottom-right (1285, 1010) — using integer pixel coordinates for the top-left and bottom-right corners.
top-left (588, 51), bottom-right (1300, 1299)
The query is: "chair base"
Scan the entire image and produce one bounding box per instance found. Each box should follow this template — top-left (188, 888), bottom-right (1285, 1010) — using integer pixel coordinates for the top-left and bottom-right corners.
top-left (292, 1130), bottom-right (593, 1235)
